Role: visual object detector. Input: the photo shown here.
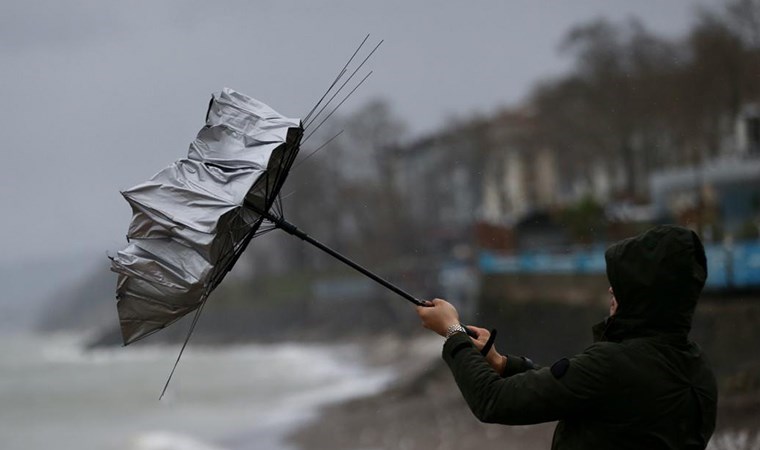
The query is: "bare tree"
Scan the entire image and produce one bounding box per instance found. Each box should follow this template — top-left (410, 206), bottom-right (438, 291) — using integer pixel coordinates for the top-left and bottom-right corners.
top-left (526, 5), bottom-right (760, 204)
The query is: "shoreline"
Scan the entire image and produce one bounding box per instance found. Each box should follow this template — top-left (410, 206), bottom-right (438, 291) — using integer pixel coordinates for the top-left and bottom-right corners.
top-left (212, 333), bottom-right (442, 450)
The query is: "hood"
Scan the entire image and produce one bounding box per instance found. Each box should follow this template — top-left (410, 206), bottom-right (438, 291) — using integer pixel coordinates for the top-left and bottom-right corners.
top-left (600, 225), bottom-right (707, 341)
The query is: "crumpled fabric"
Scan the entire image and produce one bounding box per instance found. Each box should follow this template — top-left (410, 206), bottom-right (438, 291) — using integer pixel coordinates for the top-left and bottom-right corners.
top-left (111, 88), bottom-right (301, 344)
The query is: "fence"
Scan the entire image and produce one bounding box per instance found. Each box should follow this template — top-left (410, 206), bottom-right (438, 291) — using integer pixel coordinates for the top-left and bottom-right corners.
top-left (479, 240), bottom-right (760, 290)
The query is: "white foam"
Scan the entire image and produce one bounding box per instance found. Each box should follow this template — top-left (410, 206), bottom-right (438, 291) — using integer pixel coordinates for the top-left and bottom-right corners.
top-left (707, 430), bottom-right (760, 450)
top-left (0, 334), bottom-right (398, 450)
top-left (126, 431), bottom-right (225, 450)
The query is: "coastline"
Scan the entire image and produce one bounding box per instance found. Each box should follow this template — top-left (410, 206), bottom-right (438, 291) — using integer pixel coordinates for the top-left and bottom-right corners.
top-left (212, 333), bottom-right (441, 450)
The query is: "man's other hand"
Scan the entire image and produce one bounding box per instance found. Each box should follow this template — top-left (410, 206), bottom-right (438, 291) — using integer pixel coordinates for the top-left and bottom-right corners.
top-left (467, 325), bottom-right (507, 374)
top-left (415, 298), bottom-right (460, 337)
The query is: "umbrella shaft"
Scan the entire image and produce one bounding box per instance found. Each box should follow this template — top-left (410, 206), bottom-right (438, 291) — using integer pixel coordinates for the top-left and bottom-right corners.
top-left (259, 211), bottom-right (424, 306)
top-left (253, 208), bottom-right (477, 338)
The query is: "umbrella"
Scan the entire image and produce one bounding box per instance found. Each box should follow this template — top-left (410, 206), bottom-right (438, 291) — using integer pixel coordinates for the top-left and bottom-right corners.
top-left (110, 88), bottom-right (303, 345)
top-left (111, 39), bottom-right (475, 398)
top-left (111, 86), bottom-right (435, 346)
top-left (111, 86), bottom-right (462, 396)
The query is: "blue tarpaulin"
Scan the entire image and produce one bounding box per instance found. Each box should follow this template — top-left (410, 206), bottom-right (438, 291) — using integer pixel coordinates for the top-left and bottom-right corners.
top-left (479, 240), bottom-right (760, 290)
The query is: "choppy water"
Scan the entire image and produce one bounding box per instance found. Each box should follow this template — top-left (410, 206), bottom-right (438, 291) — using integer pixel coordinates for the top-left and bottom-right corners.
top-left (0, 333), bottom-right (394, 450)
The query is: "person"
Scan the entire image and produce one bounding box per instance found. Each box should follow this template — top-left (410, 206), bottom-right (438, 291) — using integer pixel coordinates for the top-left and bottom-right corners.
top-left (416, 225), bottom-right (717, 449)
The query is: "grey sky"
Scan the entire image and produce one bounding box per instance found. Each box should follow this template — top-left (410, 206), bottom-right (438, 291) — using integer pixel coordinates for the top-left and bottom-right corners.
top-left (1, 0), bottom-right (717, 265)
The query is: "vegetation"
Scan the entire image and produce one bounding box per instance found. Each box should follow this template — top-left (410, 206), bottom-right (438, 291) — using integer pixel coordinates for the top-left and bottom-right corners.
top-left (531, 1), bottom-right (760, 199)
top-left (559, 195), bottom-right (606, 244)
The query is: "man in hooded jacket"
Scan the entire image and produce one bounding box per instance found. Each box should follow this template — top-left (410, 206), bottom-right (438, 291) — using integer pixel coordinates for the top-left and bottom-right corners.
top-left (417, 225), bottom-right (717, 449)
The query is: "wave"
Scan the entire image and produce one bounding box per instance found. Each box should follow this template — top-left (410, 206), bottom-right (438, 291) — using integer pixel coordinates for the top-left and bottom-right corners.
top-left (125, 431), bottom-right (225, 450)
top-left (0, 332), bottom-right (398, 450)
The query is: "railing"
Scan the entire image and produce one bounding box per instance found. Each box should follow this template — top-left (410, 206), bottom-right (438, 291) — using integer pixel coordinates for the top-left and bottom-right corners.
top-left (479, 240), bottom-right (760, 290)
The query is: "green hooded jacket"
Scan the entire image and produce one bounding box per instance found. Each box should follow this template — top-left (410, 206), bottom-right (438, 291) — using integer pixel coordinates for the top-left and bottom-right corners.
top-left (443, 225), bottom-right (718, 449)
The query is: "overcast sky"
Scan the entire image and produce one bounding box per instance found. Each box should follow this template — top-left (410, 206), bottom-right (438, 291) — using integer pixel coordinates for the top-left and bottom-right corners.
top-left (1, 0), bottom-right (718, 266)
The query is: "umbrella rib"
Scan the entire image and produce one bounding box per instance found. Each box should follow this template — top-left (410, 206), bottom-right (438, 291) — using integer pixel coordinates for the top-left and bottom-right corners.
top-left (253, 226), bottom-right (278, 239)
top-left (279, 190), bottom-right (297, 202)
top-left (304, 69), bottom-right (346, 126)
top-left (274, 187), bottom-right (287, 219)
top-left (263, 160), bottom-right (280, 218)
top-left (160, 294), bottom-right (209, 400)
top-left (274, 190), bottom-right (284, 218)
top-left (303, 34), bottom-right (370, 124)
top-left (292, 129), bottom-right (344, 171)
top-left (158, 212), bottom-right (280, 399)
top-left (265, 130), bottom-right (303, 221)
top-left (210, 216), bottom-right (263, 296)
top-left (302, 71), bottom-right (373, 145)
top-left (304, 39), bottom-right (383, 130)
top-left (265, 170), bottom-right (271, 209)
top-left (279, 133), bottom-right (304, 217)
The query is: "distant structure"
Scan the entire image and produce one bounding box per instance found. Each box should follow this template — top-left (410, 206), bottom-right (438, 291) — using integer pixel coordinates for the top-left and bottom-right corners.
top-left (390, 101), bottom-right (760, 252)
top-left (650, 105), bottom-right (760, 240)
top-left (651, 157), bottom-right (760, 238)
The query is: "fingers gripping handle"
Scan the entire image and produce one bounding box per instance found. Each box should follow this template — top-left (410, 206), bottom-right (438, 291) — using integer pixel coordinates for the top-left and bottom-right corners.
top-left (418, 301), bottom-right (477, 338)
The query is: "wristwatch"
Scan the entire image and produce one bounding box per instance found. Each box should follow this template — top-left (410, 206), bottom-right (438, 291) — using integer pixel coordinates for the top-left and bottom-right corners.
top-left (444, 323), bottom-right (467, 339)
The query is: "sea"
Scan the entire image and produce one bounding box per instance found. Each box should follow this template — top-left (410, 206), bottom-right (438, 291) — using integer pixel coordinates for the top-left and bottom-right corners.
top-left (0, 333), bottom-right (395, 450)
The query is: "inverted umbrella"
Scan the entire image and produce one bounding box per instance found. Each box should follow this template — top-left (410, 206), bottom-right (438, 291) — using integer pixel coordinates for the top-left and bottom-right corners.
top-left (110, 88), bottom-right (304, 345)
top-left (111, 36), bottom-right (480, 400)
top-left (112, 86), bottom-right (478, 396)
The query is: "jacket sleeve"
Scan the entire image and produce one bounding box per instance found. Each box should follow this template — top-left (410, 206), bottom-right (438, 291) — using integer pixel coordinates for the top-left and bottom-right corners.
top-left (442, 333), bottom-right (617, 425)
top-left (502, 353), bottom-right (541, 377)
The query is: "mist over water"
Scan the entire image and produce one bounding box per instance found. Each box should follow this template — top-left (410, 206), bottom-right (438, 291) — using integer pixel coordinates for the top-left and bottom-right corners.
top-left (0, 333), bottom-right (394, 450)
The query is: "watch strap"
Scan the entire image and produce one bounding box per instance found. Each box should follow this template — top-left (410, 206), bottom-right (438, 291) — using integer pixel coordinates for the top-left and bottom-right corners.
top-left (444, 323), bottom-right (467, 339)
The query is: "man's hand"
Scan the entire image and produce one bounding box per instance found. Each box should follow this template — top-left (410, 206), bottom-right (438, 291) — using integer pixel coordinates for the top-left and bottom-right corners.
top-left (467, 325), bottom-right (507, 375)
top-left (415, 298), bottom-right (460, 337)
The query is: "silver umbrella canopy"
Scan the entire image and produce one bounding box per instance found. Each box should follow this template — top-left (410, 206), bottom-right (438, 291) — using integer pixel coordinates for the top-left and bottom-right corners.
top-left (111, 88), bottom-right (302, 345)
